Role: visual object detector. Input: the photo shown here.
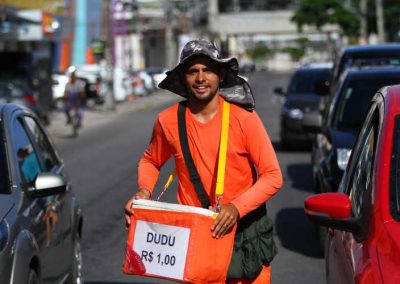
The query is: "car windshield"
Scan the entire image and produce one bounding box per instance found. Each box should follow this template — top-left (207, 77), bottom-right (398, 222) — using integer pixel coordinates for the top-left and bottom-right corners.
top-left (335, 76), bottom-right (400, 130)
top-left (288, 69), bottom-right (331, 94)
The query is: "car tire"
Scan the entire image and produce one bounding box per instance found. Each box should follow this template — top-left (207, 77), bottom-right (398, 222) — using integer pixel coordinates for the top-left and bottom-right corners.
top-left (68, 231), bottom-right (83, 284)
top-left (315, 224), bottom-right (327, 257)
top-left (280, 137), bottom-right (292, 151)
top-left (28, 269), bottom-right (40, 284)
top-left (313, 179), bottom-right (326, 257)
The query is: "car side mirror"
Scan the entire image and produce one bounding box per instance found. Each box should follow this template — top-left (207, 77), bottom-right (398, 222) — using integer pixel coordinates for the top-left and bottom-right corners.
top-left (304, 193), bottom-right (365, 241)
top-left (274, 87), bottom-right (284, 96)
top-left (27, 173), bottom-right (68, 198)
top-left (314, 80), bottom-right (330, 96)
top-left (302, 111), bottom-right (323, 133)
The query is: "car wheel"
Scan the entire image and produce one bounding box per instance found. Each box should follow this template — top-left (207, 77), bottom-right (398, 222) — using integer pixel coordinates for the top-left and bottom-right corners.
top-left (28, 269), bottom-right (40, 284)
top-left (69, 232), bottom-right (83, 284)
top-left (280, 137), bottom-right (292, 150)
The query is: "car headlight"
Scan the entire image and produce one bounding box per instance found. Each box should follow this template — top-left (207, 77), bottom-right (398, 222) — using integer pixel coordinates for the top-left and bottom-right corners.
top-left (337, 148), bottom-right (352, 171)
top-left (287, 108), bottom-right (304, 120)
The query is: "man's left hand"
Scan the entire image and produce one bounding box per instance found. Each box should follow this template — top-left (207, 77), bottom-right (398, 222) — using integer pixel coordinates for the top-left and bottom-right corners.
top-left (210, 203), bottom-right (239, 238)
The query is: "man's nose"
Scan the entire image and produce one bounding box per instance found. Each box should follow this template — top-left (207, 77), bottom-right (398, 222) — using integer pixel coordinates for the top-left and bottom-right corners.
top-left (195, 71), bottom-right (205, 82)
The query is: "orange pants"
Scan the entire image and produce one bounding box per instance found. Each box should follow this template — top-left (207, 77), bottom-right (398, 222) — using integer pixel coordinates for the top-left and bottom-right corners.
top-left (226, 265), bottom-right (271, 284)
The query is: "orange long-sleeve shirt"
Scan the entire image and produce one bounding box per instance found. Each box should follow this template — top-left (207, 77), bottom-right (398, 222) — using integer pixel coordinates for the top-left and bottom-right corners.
top-left (138, 97), bottom-right (282, 218)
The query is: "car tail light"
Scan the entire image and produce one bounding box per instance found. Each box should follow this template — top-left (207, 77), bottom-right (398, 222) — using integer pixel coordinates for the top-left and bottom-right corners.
top-left (24, 95), bottom-right (37, 104)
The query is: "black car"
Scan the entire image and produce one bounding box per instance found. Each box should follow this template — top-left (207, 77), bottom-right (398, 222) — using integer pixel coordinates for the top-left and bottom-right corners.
top-left (0, 103), bottom-right (83, 283)
top-left (304, 66), bottom-right (400, 254)
top-left (274, 62), bottom-right (332, 149)
top-left (332, 44), bottom-right (400, 86)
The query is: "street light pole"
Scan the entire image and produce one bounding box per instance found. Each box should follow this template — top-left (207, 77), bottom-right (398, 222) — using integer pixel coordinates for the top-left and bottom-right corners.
top-left (375, 0), bottom-right (386, 43)
top-left (102, 0), bottom-right (116, 111)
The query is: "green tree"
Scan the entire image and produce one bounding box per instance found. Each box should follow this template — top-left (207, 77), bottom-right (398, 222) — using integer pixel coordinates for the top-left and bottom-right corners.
top-left (291, 0), bottom-right (359, 37)
top-left (246, 42), bottom-right (273, 62)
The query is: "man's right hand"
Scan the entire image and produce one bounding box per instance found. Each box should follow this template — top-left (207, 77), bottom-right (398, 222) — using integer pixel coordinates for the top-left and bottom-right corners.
top-left (124, 189), bottom-right (151, 228)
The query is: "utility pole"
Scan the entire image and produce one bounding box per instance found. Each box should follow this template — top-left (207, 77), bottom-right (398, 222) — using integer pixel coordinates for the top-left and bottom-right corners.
top-left (359, 0), bottom-right (368, 44)
top-left (102, 0), bottom-right (116, 111)
top-left (165, 0), bottom-right (177, 69)
top-left (375, 0), bottom-right (386, 43)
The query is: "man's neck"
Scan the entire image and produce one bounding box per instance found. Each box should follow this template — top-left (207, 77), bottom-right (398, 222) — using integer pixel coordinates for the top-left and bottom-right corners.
top-left (188, 94), bottom-right (220, 123)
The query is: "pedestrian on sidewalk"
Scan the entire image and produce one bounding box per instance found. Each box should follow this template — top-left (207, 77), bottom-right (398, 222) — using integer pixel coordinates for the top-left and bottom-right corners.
top-left (125, 39), bottom-right (283, 283)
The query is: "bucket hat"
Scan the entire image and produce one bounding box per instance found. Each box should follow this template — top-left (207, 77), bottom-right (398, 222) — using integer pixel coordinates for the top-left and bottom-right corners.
top-left (158, 39), bottom-right (255, 111)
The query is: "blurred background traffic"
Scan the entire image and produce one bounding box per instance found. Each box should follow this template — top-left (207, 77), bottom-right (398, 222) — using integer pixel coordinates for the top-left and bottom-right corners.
top-left (1, 0), bottom-right (398, 125)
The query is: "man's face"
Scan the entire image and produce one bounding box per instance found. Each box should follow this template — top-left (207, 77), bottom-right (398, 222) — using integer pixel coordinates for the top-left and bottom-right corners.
top-left (182, 56), bottom-right (222, 102)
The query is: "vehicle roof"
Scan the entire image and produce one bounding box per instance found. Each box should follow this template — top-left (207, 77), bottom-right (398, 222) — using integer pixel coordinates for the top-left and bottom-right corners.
top-left (340, 44), bottom-right (400, 55)
top-left (342, 66), bottom-right (400, 79)
top-left (301, 62), bottom-right (333, 68)
top-left (296, 62), bottom-right (333, 71)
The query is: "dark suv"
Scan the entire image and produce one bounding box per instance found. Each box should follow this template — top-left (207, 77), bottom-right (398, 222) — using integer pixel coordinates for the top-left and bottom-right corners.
top-left (304, 66), bottom-right (400, 254)
top-left (0, 103), bottom-right (83, 283)
top-left (274, 62), bottom-right (332, 148)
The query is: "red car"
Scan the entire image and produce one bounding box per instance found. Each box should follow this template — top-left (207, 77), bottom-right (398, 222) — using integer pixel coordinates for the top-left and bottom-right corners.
top-left (304, 84), bottom-right (400, 284)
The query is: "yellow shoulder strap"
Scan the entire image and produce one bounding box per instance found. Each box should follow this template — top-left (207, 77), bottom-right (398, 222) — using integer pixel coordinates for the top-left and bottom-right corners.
top-left (215, 100), bottom-right (230, 196)
top-left (159, 101), bottom-right (230, 200)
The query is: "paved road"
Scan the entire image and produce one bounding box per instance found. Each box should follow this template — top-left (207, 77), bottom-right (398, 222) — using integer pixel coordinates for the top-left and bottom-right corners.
top-left (46, 71), bottom-right (325, 284)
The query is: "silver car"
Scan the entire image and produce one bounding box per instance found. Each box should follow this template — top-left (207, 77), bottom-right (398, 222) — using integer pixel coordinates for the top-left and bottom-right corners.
top-left (0, 103), bottom-right (83, 283)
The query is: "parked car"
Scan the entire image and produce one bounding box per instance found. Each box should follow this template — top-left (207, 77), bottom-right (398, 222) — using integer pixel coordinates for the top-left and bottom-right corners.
top-left (0, 103), bottom-right (83, 283)
top-left (304, 85), bottom-right (400, 284)
top-left (123, 70), bottom-right (153, 97)
top-left (274, 62), bottom-right (332, 149)
top-left (0, 81), bottom-right (46, 122)
top-left (304, 66), bottom-right (400, 254)
top-left (142, 67), bottom-right (167, 89)
top-left (51, 74), bottom-right (69, 110)
top-left (332, 44), bottom-right (400, 87)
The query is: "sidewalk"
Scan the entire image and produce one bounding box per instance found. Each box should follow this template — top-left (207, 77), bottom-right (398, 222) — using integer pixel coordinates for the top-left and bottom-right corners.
top-left (47, 90), bottom-right (178, 138)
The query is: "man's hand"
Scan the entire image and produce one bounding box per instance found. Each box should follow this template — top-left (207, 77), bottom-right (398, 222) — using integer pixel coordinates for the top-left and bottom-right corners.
top-left (124, 188), bottom-right (151, 228)
top-left (210, 203), bottom-right (239, 238)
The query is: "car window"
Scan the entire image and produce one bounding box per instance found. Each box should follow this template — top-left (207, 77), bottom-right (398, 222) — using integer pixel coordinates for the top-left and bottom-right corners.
top-left (288, 69), bottom-right (331, 94)
top-left (23, 116), bottom-right (60, 171)
top-left (348, 126), bottom-right (375, 216)
top-left (334, 76), bottom-right (399, 130)
top-left (390, 115), bottom-right (400, 221)
top-left (12, 118), bottom-right (41, 184)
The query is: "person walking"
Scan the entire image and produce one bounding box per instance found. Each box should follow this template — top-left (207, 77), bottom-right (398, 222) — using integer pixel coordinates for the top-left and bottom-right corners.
top-left (63, 69), bottom-right (85, 127)
top-left (125, 39), bottom-right (282, 283)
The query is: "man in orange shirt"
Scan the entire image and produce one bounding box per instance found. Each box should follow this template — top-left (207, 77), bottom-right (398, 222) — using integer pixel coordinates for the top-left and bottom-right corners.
top-left (125, 39), bottom-right (282, 283)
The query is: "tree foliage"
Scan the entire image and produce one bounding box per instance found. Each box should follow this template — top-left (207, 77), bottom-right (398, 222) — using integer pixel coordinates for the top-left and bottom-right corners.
top-left (246, 42), bottom-right (273, 62)
top-left (292, 0), bottom-right (400, 41)
top-left (291, 0), bottom-right (359, 37)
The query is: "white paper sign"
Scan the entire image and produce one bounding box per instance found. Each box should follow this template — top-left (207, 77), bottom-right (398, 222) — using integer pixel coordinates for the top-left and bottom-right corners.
top-left (132, 220), bottom-right (191, 280)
